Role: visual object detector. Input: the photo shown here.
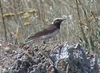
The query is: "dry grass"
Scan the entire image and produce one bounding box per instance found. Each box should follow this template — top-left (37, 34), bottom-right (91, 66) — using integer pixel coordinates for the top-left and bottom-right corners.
top-left (0, 0), bottom-right (100, 55)
top-left (0, 0), bottom-right (100, 72)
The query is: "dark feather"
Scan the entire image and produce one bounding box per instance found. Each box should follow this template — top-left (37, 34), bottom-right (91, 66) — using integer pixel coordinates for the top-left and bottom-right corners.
top-left (27, 24), bottom-right (58, 40)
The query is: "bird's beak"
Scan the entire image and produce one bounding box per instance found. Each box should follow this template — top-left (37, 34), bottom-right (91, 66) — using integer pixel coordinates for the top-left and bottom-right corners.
top-left (61, 18), bottom-right (66, 24)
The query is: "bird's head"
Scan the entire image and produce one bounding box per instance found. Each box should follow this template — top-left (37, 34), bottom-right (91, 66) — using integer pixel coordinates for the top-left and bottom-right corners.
top-left (52, 18), bottom-right (66, 29)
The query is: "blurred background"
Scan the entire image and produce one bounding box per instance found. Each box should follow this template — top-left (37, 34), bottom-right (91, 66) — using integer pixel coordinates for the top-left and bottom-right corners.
top-left (0, 0), bottom-right (100, 54)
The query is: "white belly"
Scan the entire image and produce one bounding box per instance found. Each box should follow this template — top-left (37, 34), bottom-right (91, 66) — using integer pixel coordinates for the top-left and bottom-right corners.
top-left (40, 29), bottom-right (59, 40)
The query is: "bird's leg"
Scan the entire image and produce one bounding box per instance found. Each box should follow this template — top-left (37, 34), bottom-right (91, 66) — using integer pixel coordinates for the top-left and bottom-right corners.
top-left (42, 40), bottom-right (48, 50)
top-left (43, 40), bottom-right (46, 44)
top-left (43, 40), bottom-right (46, 45)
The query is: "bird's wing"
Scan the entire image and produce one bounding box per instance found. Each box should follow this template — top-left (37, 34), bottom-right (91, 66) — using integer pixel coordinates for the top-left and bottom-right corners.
top-left (27, 24), bottom-right (57, 40)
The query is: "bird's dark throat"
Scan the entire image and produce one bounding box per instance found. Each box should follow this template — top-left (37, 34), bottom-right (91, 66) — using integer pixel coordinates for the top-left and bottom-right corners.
top-left (54, 23), bottom-right (61, 29)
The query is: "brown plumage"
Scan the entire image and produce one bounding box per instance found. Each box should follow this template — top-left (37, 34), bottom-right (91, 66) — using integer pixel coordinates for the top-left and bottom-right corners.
top-left (27, 24), bottom-right (58, 40)
top-left (25, 18), bottom-right (65, 42)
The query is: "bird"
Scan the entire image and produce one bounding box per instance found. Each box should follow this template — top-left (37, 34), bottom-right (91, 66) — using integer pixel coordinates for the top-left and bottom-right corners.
top-left (25, 18), bottom-right (65, 43)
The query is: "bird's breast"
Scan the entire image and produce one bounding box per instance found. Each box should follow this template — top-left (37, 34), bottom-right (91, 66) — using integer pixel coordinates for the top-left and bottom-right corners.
top-left (39, 29), bottom-right (59, 40)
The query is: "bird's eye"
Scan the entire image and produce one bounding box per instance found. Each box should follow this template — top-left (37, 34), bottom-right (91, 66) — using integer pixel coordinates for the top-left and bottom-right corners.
top-left (56, 19), bottom-right (59, 21)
